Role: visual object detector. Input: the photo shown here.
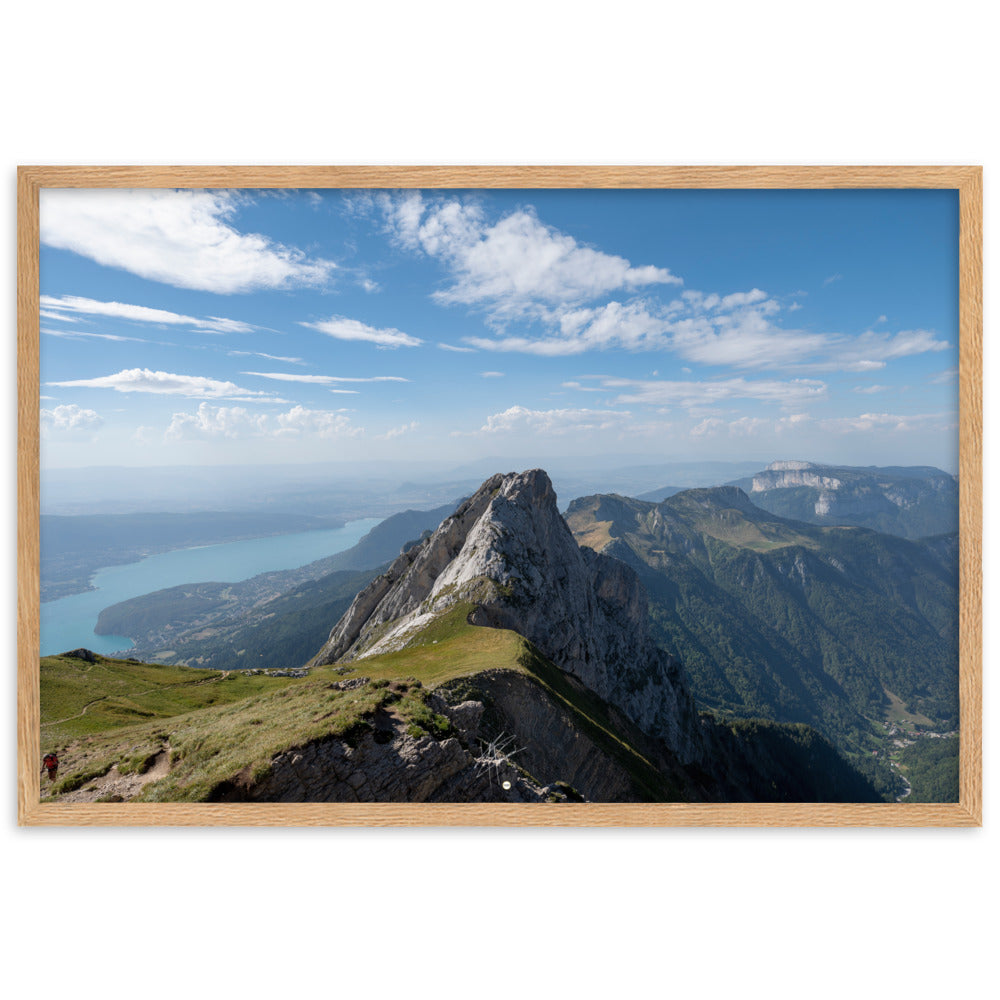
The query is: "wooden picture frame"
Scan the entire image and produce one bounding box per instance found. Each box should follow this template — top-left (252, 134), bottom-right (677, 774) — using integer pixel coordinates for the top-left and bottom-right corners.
top-left (17, 165), bottom-right (983, 827)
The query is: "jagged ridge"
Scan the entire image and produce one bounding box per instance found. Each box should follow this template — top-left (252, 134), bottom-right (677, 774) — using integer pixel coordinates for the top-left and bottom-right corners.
top-left (315, 469), bottom-right (703, 763)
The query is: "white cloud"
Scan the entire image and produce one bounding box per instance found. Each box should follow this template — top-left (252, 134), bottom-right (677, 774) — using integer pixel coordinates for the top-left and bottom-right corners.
top-left (301, 316), bottom-right (422, 348)
top-left (328, 389), bottom-right (360, 395)
top-left (381, 192), bottom-right (679, 316)
top-left (165, 403), bottom-right (361, 441)
top-left (438, 342), bottom-right (476, 353)
top-left (380, 421), bottom-right (419, 440)
top-left (930, 367), bottom-right (959, 385)
top-left (718, 289), bottom-right (769, 310)
top-left (242, 371), bottom-right (409, 384)
top-left (691, 417), bottom-right (725, 437)
top-left (727, 416), bottom-right (770, 436)
top-left (585, 375), bottom-right (828, 409)
top-left (474, 405), bottom-right (633, 436)
top-left (40, 189), bottom-right (336, 293)
top-left (275, 406), bottom-right (362, 439)
top-left (46, 367), bottom-right (286, 401)
top-left (165, 403), bottom-right (270, 440)
top-left (40, 294), bottom-right (253, 334)
top-left (668, 310), bottom-right (829, 369)
top-left (40, 403), bottom-right (103, 433)
top-left (481, 371), bottom-right (504, 378)
top-left (360, 278), bottom-right (380, 293)
top-left (463, 334), bottom-right (590, 356)
top-left (845, 328), bottom-right (950, 363)
top-left (823, 274), bottom-right (843, 286)
top-left (853, 384), bottom-right (890, 394)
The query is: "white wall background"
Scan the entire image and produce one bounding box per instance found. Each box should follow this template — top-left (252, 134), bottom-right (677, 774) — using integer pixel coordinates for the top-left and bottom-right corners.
top-left (3, 3), bottom-right (995, 997)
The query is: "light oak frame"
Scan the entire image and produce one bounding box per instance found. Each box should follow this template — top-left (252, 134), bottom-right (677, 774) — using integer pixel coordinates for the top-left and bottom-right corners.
top-left (17, 166), bottom-right (983, 827)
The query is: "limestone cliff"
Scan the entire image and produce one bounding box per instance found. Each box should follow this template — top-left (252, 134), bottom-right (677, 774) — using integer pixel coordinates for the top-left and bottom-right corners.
top-left (315, 469), bottom-right (703, 764)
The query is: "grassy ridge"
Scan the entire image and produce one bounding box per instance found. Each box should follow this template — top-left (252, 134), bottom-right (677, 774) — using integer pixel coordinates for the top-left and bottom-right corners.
top-left (40, 605), bottom-right (684, 803)
top-left (40, 653), bottom-right (297, 745)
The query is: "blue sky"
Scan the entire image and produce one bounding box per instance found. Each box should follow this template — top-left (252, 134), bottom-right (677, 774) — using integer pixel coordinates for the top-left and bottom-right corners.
top-left (38, 187), bottom-right (959, 472)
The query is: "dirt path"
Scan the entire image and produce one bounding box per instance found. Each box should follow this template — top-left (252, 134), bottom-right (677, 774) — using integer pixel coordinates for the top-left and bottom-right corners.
top-left (54, 749), bottom-right (172, 803)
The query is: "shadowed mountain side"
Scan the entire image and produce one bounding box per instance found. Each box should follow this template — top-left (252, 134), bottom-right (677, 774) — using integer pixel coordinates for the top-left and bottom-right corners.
top-left (565, 486), bottom-right (959, 798)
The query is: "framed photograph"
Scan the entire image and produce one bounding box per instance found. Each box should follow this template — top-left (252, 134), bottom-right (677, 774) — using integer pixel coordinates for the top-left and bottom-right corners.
top-left (17, 166), bottom-right (982, 827)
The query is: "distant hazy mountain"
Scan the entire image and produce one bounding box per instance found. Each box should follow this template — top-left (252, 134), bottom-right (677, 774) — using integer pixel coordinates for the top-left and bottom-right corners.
top-left (566, 485), bottom-right (959, 798)
top-left (634, 486), bottom-right (686, 503)
top-left (728, 460), bottom-right (958, 539)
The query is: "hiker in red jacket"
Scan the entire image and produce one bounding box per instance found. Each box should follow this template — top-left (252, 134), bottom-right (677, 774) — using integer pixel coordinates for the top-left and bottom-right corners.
top-left (42, 753), bottom-right (59, 780)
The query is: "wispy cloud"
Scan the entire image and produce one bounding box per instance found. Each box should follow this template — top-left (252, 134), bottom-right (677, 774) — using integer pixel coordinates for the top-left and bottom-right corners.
top-left (242, 371), bottom-right (409, 384)
top-left (227, 350), bottom-right (305, 365)
top-left (40, 294), bottom-right (253, 334)
top-left (481, 371), bottom-right (504, 378)
top-left (853, 384), bottom-right (890, 395)
top-left (823, 273), bottom-right (843, 286)
top-left (572, 375), bottom-right (827, 409)
top-left (41, 189), bottom-right (337, 294)
top-left (438, 342), bottom-right (476, 353)
top-left (819, 411), bottom-right (956, 433)
top-left (46, 368), bottom-right (288, 402)
top-left (300, 316), bottom-right (422, 348)
top-left (43, 328), bottom-right (152, 344)
top-left (930, 367), bottom-right (959, 385)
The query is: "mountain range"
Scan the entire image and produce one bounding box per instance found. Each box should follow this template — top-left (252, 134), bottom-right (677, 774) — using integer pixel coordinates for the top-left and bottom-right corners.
top-left (728, 460), bottom-right (958, 538)
top-left (39, 464), bottom-right (959, 804)
top-left (565, 485), bottom-right (959, 796)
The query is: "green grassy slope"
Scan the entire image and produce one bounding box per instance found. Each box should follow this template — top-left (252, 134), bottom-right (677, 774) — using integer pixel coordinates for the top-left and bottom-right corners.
top-left (40, 652), bottom-right (298, 745)
top-left (39, 607), bottom-right (679, 803)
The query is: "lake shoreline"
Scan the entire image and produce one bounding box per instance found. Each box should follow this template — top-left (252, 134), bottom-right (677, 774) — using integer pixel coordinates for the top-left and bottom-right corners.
top-left (40, 518), bottom-right (382, 657)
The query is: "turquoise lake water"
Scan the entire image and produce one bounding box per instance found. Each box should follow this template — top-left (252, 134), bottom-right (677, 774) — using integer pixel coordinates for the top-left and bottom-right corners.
top-left (40, 518), bottom-right (382, 657)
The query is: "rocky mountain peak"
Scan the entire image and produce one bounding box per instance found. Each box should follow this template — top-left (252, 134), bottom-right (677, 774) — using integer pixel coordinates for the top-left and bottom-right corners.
top-left (314, 469), bottom-right (703, 762)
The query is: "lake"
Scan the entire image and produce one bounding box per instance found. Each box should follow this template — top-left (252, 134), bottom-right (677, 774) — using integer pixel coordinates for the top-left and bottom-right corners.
top-left (40, 518), bottom-right (382, 657)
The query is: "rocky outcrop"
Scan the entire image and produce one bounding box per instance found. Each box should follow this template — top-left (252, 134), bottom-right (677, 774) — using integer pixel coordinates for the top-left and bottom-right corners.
top-left (315, 470), bottom-right (703, 764)
top-left (215, 724), bottom-right (546, 803)
top-left (209, 672), bottom-right (652, 803)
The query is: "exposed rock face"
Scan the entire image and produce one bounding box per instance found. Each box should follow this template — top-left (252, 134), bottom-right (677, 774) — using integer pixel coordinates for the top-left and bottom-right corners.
top-left (210, 675), bottom-right (646, 803)
top-left (217, 726), bottom-right (547, 803)
top-left (740, 461), bottom-right (958, 538)
top-left (751, 470), bottom-right (844, 494)
top-left (765, 460), bottom-right (815, 472)
top-left (315, 469), bottom-right (703, 764)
